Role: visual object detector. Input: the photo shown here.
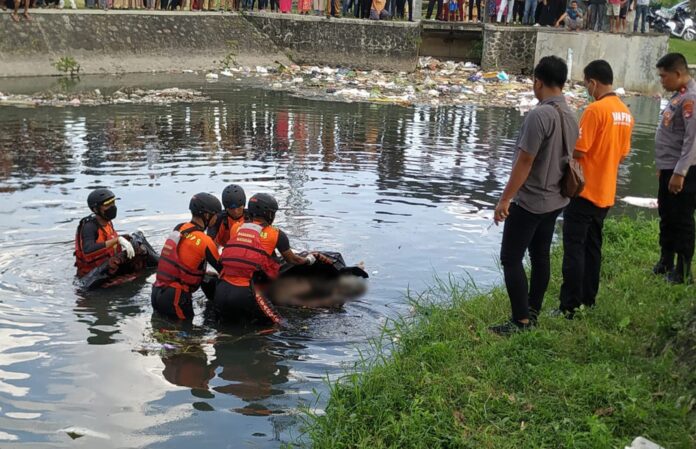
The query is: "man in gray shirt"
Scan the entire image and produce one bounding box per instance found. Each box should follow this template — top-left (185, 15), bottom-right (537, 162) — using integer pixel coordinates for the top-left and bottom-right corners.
top-left (653, 53), bottom-right (696, 284)
top-left (490, 55), bottom-right (579, 336)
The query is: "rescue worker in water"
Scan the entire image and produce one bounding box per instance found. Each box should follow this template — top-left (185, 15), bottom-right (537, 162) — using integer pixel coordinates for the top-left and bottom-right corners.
top-left (213, 192), bottom-right (329, 324)
top-left (74, 188), bottom-right (136, 277)
top-left (208, 184), bottom-right (247, 248)
top-left (151, 193), bottom-right (223, 320)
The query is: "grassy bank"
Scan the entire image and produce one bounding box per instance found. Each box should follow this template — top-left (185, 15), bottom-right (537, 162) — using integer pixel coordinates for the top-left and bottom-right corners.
top-left (669, 38), bottom-right (696, 64)
top-left (307, 218), bottom-right (695, 449)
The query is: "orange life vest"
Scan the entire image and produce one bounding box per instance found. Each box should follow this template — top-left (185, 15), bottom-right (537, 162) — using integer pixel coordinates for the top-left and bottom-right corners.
top-left (154, 223), bottom-right (206, 293)
top-left (213, 212), bottom-right (246, 247)
top-left (220, 223), bottom-right (280, 287)
top-left (74, 216), bottom-right (119, 277)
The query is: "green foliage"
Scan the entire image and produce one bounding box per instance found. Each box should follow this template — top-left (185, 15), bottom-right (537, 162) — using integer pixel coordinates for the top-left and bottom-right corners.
top-left (52, 56), bottom-right (81, 77)
top-left (305, 218), bottom-right (696, 449)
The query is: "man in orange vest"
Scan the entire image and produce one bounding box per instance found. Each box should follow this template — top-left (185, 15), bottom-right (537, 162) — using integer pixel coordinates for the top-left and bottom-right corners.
top-left (214, 193), bottom-right (329, 325)
top-left (151, 193), bottom-right (223, 320)
top-left (558, 60), bottom-right (633, 316)
top-left (74, 188), bottom-right (136, 278)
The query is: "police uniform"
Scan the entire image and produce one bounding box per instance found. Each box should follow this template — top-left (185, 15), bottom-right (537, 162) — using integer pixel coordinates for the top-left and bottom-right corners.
top-left (655, 78), bottom-right (696, 281)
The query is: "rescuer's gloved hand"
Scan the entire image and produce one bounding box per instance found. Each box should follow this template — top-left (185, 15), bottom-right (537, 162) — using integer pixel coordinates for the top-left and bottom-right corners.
top-left (118, 236), bottom-right (135, 259)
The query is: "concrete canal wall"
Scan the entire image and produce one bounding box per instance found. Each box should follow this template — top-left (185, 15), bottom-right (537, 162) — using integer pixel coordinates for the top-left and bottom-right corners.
top-left (0, 10), bottom-right (419, 77)
top-left (535, 29), bottom-right (669, 94)
top-left (0, 10), bottom-right (293, 77)
top-left (0, 11), bottom-right (670, 93)
top-left (245, 14), bottom-right (421, 72)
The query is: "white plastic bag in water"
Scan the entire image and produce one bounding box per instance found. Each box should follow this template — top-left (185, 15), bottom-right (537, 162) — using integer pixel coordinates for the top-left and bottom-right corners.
top-left (624, 436), bottom-right (665, 449)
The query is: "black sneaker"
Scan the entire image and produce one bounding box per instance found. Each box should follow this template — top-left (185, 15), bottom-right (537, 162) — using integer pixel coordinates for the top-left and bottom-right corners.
top-left (665, 255), bottom-right (692, 284)
top-left (653, 253), bottom-right (675, 275)
top-left (488, 319), bottom-right (532, 336)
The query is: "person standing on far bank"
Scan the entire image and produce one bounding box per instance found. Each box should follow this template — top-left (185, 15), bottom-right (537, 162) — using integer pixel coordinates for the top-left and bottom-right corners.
top-left (490, 56), bottom-right (578, 336)
top-left (653, 53), bottom-right (696, 284)
top-left (558, 60), bottom-right (634, 317)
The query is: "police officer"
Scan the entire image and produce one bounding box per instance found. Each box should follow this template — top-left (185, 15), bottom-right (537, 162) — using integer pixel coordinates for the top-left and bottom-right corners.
top-left (654, 53), bottom-right (696, 284)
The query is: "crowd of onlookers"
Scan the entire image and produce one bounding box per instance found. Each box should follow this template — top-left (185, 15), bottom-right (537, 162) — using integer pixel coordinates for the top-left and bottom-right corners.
top-left (4, 0), bottom-right (655, 32)
top-left (2, 0), bottom-right (418, 21)
top-left (426, 0), bottom-right (652, 33)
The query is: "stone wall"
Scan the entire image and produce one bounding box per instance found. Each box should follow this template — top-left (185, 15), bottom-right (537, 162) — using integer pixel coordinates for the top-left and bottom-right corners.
top-left (244, 13), bottom-right (421, 72)
top-left (535, 29), bottom-right (669, 94)
top-left (481, 25), bottom-right (538, 75)
top-left (0, 11), bottom-right (290, 77)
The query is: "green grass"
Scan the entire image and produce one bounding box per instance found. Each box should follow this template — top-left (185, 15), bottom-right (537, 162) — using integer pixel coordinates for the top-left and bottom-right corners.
top-left (305, 218), bottom-right (696, 449)
top-left (670, 38), bottom-right (696, 65)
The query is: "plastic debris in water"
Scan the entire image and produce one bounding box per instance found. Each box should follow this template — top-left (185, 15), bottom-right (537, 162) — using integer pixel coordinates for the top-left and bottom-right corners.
top-left (624, 437), bottom-right (665, 449)
top-left (620, 196), bottom-right (658, 209)
top-left (205, 73), bottom-right (218, 81)
top-left (615, 87), bottom-right (626, 95)
top-left (497, 71), bottom-right (509, 81)
top-left (60, 427), bottom-right (110, 440)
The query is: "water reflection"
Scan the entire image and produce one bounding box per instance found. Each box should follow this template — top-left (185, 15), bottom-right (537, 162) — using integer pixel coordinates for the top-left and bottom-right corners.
top-left (0, 78), bottom-right (662, 448)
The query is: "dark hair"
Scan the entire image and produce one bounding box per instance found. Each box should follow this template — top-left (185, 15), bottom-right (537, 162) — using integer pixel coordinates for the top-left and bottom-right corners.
top-left (656, 53), bottom-right (688, 73)
top-left (583, 60), bottom-right (613, 85)
top-left (534, 56), bottom-right (567, 89)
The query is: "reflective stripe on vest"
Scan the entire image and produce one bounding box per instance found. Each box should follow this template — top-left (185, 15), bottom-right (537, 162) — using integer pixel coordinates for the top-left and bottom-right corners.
top-left (220, 223), bottom-right (280, 283)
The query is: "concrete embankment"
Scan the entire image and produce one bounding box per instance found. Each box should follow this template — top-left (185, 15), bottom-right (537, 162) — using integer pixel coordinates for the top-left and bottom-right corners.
top-left (0, 11), bottom-right (670, 94)
top-left (0, 10), bottom-right (419, 77)
top-left (0, 10), bottom-right (291, 77)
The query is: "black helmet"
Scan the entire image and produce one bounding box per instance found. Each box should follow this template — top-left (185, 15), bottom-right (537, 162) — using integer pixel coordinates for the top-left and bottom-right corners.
top-left (87, 188), bottom-right (115, 211)
top-left (189, 192), bottom-right (222, 216)
top-left (247, 193), bottom-right (278, 223)
top-left (222, 184), bottom-right (246, 209)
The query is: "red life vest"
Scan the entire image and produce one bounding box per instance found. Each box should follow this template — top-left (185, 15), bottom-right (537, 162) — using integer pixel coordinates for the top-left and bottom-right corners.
top-left (154, 223), bottom-right (205, 293)
top-left (213, 211), bottom-right (246, 247)
top-left (220, 223), bottom-right (280, 284)
top-left (74, 216), bottom-right (119, 277)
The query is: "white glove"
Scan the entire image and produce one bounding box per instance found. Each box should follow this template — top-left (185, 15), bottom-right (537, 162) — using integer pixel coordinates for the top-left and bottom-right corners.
top-left (305, 254), bottom-right (316, 265)
top-left (118, 236), bottom-right (135, 259)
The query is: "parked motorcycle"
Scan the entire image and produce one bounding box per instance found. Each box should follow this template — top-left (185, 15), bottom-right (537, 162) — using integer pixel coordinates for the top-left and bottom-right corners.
top-left (667, 7), bottom-right (696, 41)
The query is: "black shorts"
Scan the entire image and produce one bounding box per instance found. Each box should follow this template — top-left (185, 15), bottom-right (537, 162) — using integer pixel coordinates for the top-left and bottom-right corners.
top-left (213, 280), bottom-right (280, 324)
top-left (151, 285), bottom-right (194, 320)
top-left (619, 3), bottom-right (627, 18)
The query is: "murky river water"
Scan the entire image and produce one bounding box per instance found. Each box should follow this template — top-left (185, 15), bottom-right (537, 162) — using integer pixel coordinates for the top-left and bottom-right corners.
top-left (0, 75), bottom-right (660, 448)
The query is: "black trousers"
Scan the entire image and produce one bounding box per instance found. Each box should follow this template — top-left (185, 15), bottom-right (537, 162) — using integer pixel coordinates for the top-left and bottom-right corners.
top-left (512, 0), bottom-right (524, 22)
top-left (362, 0), bottom-right (371, 17)
top-left (468, 0), bottom-right (481, 20)
top-left (559, 197), bottom-right (610, 313)
top-left (151, 285), bottom-right (194, 320)
top-left (396, 0), bottom-right (413, 19)
top-left (658, 167), bottom-right (696, 262)
top-left (214, 280), bottom-right (283, 324)
top-left (500, 203), bottom-right (563, 322)
top-left (426, 0), bottom-right (442, 18)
